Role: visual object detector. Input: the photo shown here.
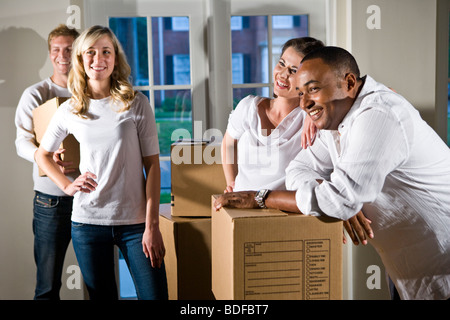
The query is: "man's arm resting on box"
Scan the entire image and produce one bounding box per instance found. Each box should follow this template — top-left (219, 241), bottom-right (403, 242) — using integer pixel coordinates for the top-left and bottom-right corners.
top-left (214, 190), bottom-right (299, 213)
top-left (214, 187), bottom-right (373, 245)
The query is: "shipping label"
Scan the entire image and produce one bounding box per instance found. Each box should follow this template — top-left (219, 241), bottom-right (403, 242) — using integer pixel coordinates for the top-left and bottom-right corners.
top-left (243, 239), bottom-right (330, 299)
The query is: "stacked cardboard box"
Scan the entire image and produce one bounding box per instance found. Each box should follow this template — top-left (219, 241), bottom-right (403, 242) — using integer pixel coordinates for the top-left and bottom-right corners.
top-left (164, 141), bottom-right (343, 300)
top-left (170, 140), bottom-right (226, 217)
top-left (211, 195), bottom-right (343, 300)
top-left (159, 204), bottom-right (214, 300)
top-left (160, 140), bottom-right (225, 299)
top-left (32, 97), bottom-right (80, 176)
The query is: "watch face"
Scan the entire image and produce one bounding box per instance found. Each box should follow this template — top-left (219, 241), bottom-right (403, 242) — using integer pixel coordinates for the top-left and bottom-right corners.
top-left (255, 189), bottom-right (268, 208)
top-left (257, 189), bottom-right (268, 198)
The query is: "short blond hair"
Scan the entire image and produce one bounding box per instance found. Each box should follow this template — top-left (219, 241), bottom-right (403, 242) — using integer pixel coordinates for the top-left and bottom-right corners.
top-left (68, 25), bottom-right (136, 118)
top-left (47, 24), bottom-right (79, 51)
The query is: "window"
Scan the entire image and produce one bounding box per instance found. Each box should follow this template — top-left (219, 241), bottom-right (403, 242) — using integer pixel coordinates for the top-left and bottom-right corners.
top-left (273, 15), bottom-right (294, 29)
top-left (110, 16), bottom-right (193, 300)
top-left (110, 16), bottom-right (193, 205)
top-left (108, 17), bottom-right (149, 86)
top-left (231, 14), bottom-right (309, 108)
top-left (232, 53), bottom-right (245, 84)
top-left (231, 16), bottom-right (243, 30)
top-left (172, 54), bottom-right (191, 85)
top-left (171, 17), bottom-right (189, 31)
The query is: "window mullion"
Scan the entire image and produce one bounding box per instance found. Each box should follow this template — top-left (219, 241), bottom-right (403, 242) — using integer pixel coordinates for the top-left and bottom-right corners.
top-left (147, 16), bottom-right (155, 112)
top-left (152, 85), bottom-right (192, 91)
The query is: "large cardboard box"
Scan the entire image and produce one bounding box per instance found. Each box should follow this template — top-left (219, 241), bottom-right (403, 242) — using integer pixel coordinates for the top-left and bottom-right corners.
top-left (211, 196), bottom-right (343, 300)
top-left (32, 97), bottom-right (80, 176)
top-left (159, 204), bottom-right (214, 300)
top-left (171, 140), bottom-right (226, 217)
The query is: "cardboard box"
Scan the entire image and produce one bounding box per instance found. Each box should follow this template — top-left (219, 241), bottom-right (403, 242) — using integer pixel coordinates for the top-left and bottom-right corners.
top-left (159, 204), bottom-right (214, 300)
top-left (32, 97), bottom-right (80, 176)
top-left (171, 140), bottom-right (226, 217)
top-left (211, 196), bottom-right (343, 300)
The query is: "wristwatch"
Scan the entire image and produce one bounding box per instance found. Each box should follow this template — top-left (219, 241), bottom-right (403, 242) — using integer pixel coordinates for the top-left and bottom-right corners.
top-left (255, 189), bottom-right (270, 209)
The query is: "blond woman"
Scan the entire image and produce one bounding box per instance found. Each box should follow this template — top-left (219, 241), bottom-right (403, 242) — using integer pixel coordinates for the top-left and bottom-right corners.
top-left (35, 25), bottom-right (167, 300)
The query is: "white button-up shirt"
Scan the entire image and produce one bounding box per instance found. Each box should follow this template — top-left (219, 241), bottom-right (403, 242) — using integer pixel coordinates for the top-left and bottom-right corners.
top-left (286, 76), bottom-right (450, 300)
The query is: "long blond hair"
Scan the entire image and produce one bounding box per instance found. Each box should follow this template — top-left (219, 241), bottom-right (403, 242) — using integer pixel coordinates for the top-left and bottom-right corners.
top-left (68, 25), bottom-right (135, 118)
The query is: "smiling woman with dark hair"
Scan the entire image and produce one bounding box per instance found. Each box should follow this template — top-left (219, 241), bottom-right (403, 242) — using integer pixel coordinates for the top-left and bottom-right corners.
top-left (221, 37), bottom-right (324, 193)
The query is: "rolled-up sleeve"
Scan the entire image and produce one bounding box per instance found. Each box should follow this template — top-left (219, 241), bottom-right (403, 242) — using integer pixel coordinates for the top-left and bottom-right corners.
top-left (286, 131), bottom-right (333, 216)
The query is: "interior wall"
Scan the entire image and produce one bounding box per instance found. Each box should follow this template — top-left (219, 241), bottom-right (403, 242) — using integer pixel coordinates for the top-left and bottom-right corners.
top-left (350, 0), bottom-right (438, 128)
top-left (0, 0), bottom-right (83, 299)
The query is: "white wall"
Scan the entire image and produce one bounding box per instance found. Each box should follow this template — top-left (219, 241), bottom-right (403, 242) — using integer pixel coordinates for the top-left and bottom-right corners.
top-left (0, 0), bottom-right (84, 299)
top-left (352, 0), bottom-right (438, 126)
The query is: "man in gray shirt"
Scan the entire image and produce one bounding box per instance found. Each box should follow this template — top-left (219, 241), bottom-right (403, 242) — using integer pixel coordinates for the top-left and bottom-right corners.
top-left (15, 24), bottom-right (79, 300)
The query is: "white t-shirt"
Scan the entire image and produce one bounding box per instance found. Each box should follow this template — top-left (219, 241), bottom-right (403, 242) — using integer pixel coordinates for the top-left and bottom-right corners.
top-left (15, 77), bottom-right (76, 196)
top-left (40, 92), bottom-right (160, 225)
top-left (226, 95), bottom-right (305, 191)
top-left (286, 76), bottom-right (450, 300)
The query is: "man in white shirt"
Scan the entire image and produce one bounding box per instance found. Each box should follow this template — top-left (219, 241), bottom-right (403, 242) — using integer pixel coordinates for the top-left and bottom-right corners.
top-left (214, 46), bottom-right (450, 300)
top-left (15, 24), bottom-right (79, 299)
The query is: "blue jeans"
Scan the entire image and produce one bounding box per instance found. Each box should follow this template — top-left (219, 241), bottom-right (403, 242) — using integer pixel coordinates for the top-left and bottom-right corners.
top-left (71, 222), bottom-right (168, 300)
top-left (33, 191), bottom-right (73, 300)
